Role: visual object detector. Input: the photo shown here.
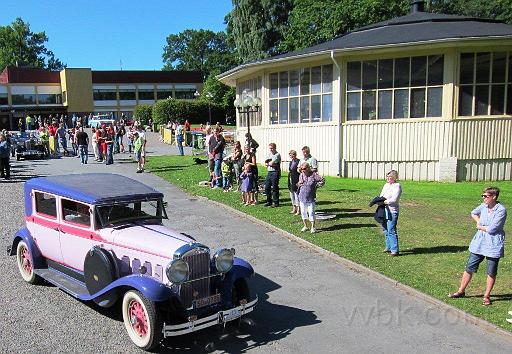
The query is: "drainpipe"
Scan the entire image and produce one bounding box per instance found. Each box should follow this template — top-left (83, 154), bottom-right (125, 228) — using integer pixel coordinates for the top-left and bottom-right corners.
top-left (331, 50), bottom-right (342, 177)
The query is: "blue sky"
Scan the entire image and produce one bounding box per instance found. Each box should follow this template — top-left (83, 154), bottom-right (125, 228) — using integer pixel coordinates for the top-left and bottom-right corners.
top-left (0, 0), bottom-right (233, 70)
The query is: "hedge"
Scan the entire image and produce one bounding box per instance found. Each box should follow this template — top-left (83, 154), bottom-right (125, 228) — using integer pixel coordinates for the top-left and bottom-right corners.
top-left (151, 99), bottom-right (226, 125)
top-left (133, 104), bottom-right (152, 126)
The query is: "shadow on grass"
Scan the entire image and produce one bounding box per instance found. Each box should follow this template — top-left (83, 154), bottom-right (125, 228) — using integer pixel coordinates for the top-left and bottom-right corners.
top-left (149, 165), bottom-right (188, 173)
top-left (325, 188), bottom-right (359, 193)
top-left (320, 223), bottom-right (377, 231)
top-left (399, 246), bottom-right (467, 256)
top-left (464, 293), bottom-right (512, 302)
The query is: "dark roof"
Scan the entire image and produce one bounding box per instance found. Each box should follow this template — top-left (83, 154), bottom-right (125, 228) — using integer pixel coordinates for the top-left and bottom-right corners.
top-left (0, 66), bottom-right (60, 84)
top-left (220, 11), bottom-right (512, 78)
top-left (24, 173), bottom-right (163, 206)
top-left (92, 70), bottom-right (203, 84)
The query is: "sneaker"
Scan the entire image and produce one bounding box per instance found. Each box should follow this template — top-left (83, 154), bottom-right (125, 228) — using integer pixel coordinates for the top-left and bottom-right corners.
top-left (250, 201), bottom-right (257, 205)
top-left (301, 226), bottom-right (308, 232)
top-left (136, 169), bottom-right (142, 173)
top-left (310, 227), bottom-right (316, 234)
top-left (508, 311), bottom-right (512, 316)
top-left (264, 202), bottom-right (272, 207)
top-left (506, 318), bottom-right (512, 324)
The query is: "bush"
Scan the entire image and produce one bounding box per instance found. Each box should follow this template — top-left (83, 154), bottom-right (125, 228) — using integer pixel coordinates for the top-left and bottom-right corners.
top-left (133, 104), bottom-right (153, 126)
top-left (152, 98), bottom-right (226, 125)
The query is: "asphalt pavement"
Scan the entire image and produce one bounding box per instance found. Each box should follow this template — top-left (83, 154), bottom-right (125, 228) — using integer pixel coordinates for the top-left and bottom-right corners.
top-left (0, 132), bottom-right (511, 353)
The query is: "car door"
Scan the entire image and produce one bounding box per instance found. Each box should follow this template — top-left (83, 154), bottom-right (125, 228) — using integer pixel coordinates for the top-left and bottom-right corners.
top-left (29, 191), bottom-right (63, 263)
top-left (59, 198), bottom-right (93, 271)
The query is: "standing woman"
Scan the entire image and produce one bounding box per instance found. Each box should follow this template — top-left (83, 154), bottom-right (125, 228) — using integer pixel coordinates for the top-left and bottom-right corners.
top-left (242, 145), bottom-right (258, 205)
top-left (380, 170), bottom-right (402, 256)
top-left (104, 126), bottom-right (115, 165)
top-left (288, 150), bottom-right (300, 215)
top-left (448, 187), bottom-right (506, 306)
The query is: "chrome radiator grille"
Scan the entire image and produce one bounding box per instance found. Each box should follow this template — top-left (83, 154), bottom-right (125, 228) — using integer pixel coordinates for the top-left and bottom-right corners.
top-left (180, 249), bottom-right (211, 308)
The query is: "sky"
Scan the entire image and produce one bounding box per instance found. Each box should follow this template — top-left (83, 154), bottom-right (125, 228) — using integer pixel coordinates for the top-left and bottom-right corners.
top-left (0, 0), bottom-right (233, 70)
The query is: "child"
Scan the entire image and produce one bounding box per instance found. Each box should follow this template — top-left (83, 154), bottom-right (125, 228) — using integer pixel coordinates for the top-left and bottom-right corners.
top-left (133, 131), bottom-right (143, 173)
top-left (297, 162), bottom-right (325, 233)
top-left (221, 158), bottom-right (232, 192)
top-left (240, 163), bottom-right (253, 205)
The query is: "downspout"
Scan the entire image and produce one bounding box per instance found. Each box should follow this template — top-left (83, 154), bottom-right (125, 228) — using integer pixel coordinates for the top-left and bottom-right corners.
top-left (330, 50), bottom-right (342, 177)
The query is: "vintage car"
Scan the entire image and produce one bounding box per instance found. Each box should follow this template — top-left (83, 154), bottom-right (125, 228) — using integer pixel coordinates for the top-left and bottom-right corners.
top-left (88, 114), bottom-right (115, 128)
top-left (12, 131), bottom-right (46, 160)
top-left (8, 174), bottom-right (257, 350)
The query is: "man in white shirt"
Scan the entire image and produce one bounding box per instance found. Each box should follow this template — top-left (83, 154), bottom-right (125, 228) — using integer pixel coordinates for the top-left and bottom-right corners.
top-left (299, 146), bottom-right (318, 173)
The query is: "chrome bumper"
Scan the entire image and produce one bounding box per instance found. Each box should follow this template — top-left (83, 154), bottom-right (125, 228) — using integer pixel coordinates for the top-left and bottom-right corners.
top-left (162, 296), bottom-right (258, 337)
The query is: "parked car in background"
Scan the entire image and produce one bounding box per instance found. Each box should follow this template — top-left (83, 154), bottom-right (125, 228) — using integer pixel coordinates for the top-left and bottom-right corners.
top-left (88, 114), bottom-right (115, 128)
top-left (12, 131), bottom-right (45, 160)
top-left (9, 173), bottom-right (257, 350)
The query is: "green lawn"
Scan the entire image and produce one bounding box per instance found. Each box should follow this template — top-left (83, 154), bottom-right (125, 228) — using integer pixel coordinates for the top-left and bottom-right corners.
top-left (146, 155), bottom-right (512, 330)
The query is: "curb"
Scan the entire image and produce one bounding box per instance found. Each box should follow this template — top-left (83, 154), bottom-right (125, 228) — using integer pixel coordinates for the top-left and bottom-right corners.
top-left (208, 198), bottom-right (512, 342)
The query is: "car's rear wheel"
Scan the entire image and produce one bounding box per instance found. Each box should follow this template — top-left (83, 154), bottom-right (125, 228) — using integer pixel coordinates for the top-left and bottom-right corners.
top-left (122, 290), bottom-right (161, 351)
top-left (16, 241), bottom-right (40, 284)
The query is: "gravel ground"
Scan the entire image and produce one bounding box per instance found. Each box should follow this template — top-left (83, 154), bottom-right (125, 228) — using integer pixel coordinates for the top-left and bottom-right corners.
top-left (1, 133), bottom-right (511, 353)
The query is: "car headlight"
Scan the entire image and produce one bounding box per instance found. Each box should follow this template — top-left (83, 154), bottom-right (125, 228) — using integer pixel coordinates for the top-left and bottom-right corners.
top-left (214, 248), bottom-right (235, 273)
top-left (166, 259), bottom-right (189, 284)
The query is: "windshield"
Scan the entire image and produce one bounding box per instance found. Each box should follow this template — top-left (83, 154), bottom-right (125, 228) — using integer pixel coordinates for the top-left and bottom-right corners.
top-left (95, 199), bottom-right (168, 227)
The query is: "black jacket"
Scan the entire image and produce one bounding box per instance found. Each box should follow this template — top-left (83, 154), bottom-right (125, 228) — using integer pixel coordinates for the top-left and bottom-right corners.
top-left (369, 196), bottom-right (391, 225)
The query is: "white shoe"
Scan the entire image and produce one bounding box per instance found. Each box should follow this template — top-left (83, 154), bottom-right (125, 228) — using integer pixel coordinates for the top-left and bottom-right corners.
top-left (301, 226), bottom-right (308, 232)
top-left (310, 227), bottom-right (316, 234)
top-left (508, 311), bottom-right (512, 316)
top-left (507, 318), bottom-right (512, 324)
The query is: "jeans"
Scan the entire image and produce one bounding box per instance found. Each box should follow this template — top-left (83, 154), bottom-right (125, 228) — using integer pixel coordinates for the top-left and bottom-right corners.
top-left (214, 159), bottom-right (223, 187)
top-left (177, 136), bottom-right (184, 156)
top-left (106, 143), bottom-right (114, 165)
top-left (79, 145), bottom-right (88, 164)
top-left (0, 157), bottom-right (10, 178)
top-left (222, 176), bottom-right (231, 189)
top-left (383, 212), bottom-right (399, 253)
top-left (265, 171), bottom-right (280, 205)
top-left (58, 138), bottom-right (67, 154)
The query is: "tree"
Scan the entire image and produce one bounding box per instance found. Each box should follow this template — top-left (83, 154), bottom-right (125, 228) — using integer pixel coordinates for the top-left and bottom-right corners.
top-left (162, 29), bottom-right (238, 78)
top-left (0, 18), bottom-right (65, 70)
top-left (201, 70), bottom-right (236, 121)
top-left (227, 0), bottom-right (293, 62)
top-left (429, 0), bottom-right (512, 25)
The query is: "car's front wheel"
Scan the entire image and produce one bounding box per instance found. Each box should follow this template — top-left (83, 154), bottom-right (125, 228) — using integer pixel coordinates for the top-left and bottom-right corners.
top-left (122, 290), bottom-right (161, 351)
top-left (16, 241), bottom-right (40, 284)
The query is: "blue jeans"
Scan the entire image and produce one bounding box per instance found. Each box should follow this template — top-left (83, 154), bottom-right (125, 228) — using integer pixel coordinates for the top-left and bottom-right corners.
top-left (79, 145), bottom-right (88, 164)
top-left (222, 176), bottom-right (230, 189)
top-left (214, 159), bottom-right (223, 187)
top-left (177, 136), bottom-right (184, 156)
top-left (106, 143), bottom-right (114, 165)
top-left (383, 212), bottom-right (399, 253)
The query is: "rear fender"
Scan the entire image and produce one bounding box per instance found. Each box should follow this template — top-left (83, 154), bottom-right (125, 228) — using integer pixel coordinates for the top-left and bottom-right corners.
top-left (81, 275), bottom-right (172, 303)
top-left (8, 228), bottom-right (45, 269)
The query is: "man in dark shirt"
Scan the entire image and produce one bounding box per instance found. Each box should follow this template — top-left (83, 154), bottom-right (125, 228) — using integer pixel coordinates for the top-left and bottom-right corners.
top-left (76, 127), bottom-right (89, 165)
top-left (210, 128), bottom-right (225, 188)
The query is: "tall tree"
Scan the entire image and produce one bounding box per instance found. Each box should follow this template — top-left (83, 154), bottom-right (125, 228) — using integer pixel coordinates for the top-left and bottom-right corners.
top-left (429, 0), bottom-right (512, 24)
top-left (162, 29), bottom-right (238, 78)
top-left (227, 0), bottom-right (292, 63)
top-left (201, 69), bottom-right (236, 119)
top-left (0, 18), bottom-right (65, 70)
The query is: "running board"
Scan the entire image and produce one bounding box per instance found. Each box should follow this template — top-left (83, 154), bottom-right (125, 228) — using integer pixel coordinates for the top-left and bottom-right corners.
top-left (34, 267), bottom-right (88, 298)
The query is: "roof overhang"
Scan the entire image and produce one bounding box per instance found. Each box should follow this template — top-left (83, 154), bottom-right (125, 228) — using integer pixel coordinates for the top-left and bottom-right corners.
top-left (218, 35), bottom-right (512, 87)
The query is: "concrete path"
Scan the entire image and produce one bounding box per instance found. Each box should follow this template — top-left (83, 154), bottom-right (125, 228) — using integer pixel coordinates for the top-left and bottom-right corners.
top-left (1, 131), bottom-right (511, 353)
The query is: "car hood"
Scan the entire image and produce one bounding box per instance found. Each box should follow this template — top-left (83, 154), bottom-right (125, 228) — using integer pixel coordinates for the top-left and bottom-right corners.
top-left (105, 223), bottom-right (195, 259)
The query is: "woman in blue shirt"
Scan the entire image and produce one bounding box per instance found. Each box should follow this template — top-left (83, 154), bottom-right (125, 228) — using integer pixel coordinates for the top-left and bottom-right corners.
top-left (448, 187), bottom-right (507, 306)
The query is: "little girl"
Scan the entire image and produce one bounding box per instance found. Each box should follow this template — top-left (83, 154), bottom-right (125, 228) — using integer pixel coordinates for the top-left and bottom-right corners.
top-left (297, 162), bottom-right (325, 233)
top-left (240, 163), bottom-right (253, 205)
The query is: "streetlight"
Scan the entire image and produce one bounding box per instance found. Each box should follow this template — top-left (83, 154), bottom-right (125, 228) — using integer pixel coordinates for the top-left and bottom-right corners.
top-left (233, 89), bottom-right (261, 148)
top-left (205, 92), bottom-right (213, 125)
top-left (194, 90), bottom-right (200, 99)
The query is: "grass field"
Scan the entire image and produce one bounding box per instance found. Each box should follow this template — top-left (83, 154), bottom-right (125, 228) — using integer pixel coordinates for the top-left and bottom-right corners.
top-left (146, 155), bottom-right (512, 330)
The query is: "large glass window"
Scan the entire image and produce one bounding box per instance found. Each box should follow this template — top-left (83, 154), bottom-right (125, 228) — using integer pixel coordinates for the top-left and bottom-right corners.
top-left (269, 64), bottom-right (333, 124)
top-left (458, 51), bottom-right (512, 116)
top-left (175, 89), bottom-right (196, 99)
top-left (34, 192), bottom-right (57, 218)
top-left (0, 93), bottom-right (8, 105)
top-left (12, 94), bottom-right (36, 105)
top-left (346, 55), bottom-right (444, 120)
top-left (62, 199), bottom-right (91, 227)
top-left (237, 77), bottom-right (262, 127)
top-left (93, 89), bottom-right (117, 101)
top-left (138, 89), bottom-right (155, 100)
top-left (119, 90), bottom-right (136, 100)
top-left (156, 89), bottom-right (173, 100)
top-left (38, 94), bottom-right (62, 104)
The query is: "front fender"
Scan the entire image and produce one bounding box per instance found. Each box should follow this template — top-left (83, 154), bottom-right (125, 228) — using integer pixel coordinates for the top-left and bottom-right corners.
top-left (220, 257), bottom-right (255, 305)
top-left (80, 274), bottom-right (172, 303)
top-left (9, 228), bottom-right (45, 269)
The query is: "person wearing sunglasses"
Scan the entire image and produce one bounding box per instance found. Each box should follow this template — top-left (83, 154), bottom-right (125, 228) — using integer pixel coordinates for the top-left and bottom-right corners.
top-left (448, 187), bottom-right (507, 306)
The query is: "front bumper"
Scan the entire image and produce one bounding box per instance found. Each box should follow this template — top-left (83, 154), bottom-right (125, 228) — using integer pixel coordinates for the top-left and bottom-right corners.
top-left (162, 296), bottom-right (258, 337)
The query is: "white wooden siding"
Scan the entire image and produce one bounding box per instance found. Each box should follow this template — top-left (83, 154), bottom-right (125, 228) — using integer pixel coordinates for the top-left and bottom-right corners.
top-left (458, 159), bottom-right (512, 181)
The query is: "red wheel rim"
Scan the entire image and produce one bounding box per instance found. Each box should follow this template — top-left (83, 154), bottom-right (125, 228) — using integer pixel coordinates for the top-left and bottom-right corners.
top-left (129, 300), bottom-right (148, 337)
top-left (21, 246), bottom-right (32, 275)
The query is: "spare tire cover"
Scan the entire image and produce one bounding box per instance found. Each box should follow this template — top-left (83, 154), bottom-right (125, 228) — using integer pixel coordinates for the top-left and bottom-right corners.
top-left (84, 247), bottom-right (116, 295)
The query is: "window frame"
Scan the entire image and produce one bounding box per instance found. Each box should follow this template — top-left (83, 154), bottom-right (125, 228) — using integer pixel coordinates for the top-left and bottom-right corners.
top-left (60, 198), bottom-right (92, 229)
top-left (33, 191), bottom-right (58, 220)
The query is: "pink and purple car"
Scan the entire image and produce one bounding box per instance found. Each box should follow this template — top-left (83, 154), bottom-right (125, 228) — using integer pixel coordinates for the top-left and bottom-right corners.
top-left (8, 173), bottom-right (257, 350)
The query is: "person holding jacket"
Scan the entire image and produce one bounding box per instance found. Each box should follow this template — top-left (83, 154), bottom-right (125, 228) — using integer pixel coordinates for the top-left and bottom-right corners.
top-left (380, 170), bottom-right (402, 256)
top-left (448, 187), bottom-right (507, 306)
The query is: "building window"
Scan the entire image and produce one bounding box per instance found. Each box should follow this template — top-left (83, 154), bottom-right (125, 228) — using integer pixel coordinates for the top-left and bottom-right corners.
top-left (0, 93), bottom-right (7, 105)
top-left (38, 94), bottom-right (62, 104)
top-left (93, 89), bottom-right (117, 101)
top-left (138, 89), bottom-right (155, 100)
top-left (119, 90), bottom-right (136, 100)
top-left (156, 90), bottom-right (173, 100)
top-left (175, 89), bottom-right (196, 99)
top-left (458, 51), bottom-right (512, 116)
top-left (269, 64), bottom-right (333, 124)
top-left (346, 55), bottom-right (444, 121)
top-left (12, 94), bottom-right (36, 105)
top-left (238, 77), bottom-right (262, 127)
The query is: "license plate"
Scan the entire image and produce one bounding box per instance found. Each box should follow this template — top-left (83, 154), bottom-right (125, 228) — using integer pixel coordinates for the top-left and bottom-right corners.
top-left (222, 308), bottom-right (242, 322)
top-left (193, 293), bottom-right (221, 309)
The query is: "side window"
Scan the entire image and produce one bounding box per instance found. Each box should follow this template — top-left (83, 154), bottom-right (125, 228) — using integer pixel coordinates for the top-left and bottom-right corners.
top-left (34, 192), bottom-right (57, 218)
top-left (62, 199), bottom-right (91, 227)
